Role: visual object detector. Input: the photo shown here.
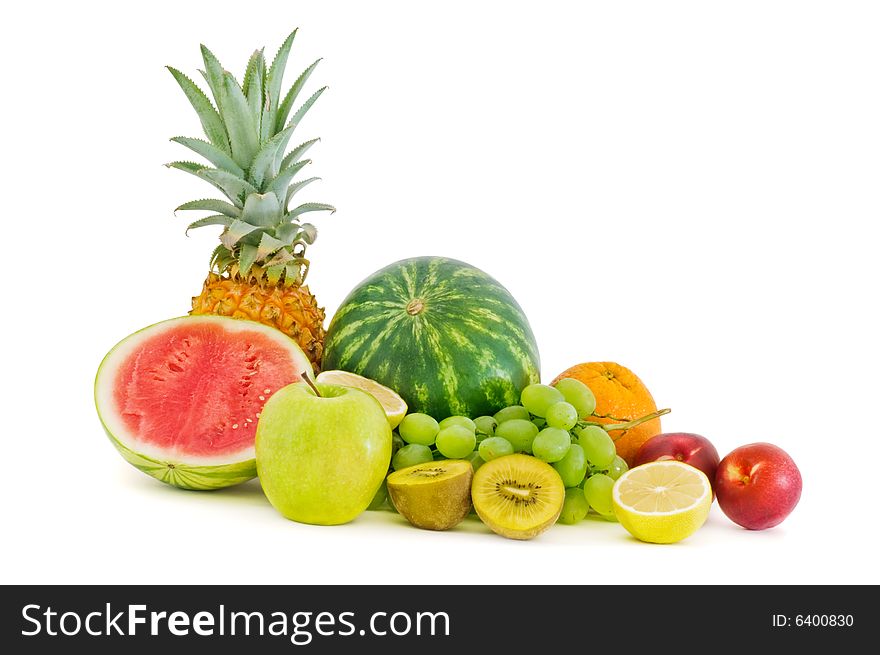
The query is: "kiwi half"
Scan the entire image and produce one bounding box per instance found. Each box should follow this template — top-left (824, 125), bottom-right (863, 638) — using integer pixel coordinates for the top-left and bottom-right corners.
top-left (471, 454), bottom-right (565, 540)
top-left (386, 460), bottom-right (473, 530)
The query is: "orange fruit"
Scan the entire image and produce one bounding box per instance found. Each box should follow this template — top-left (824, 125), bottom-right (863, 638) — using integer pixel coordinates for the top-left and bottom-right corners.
top-left (551, 362), bottom-right (661, 467)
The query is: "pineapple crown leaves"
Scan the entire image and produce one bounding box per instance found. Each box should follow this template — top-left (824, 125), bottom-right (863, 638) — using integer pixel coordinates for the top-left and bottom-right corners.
top-left (167, 29), bottom-right (334, 284)
top-left (175, 198), bottom-right (240, 218)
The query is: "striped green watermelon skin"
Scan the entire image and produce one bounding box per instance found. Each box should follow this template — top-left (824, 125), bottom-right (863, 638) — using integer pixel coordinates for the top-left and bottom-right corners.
top-left (100, 429), bottom-right (257, 490)
top-left (323, 257), bottom-right (540, 419)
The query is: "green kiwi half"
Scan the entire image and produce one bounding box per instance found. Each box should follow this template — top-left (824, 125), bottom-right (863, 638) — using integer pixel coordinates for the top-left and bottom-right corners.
top-left (471, 454), bottom-right (565, 540)
top-left (386, 459), bottom-right (473, 530)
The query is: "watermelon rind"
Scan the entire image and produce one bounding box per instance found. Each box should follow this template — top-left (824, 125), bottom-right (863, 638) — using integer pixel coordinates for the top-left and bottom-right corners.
top-left (101, 431), bottom-right (258, 490)
top-left (322, 257), bottom-right (540, 419)
top-left (95, 315), bottom-right (312, 490)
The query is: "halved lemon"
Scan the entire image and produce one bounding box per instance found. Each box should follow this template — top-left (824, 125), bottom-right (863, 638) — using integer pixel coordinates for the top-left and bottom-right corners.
top-left (612, 461), bottom-right (712, 544)
top-left (315, 370), bottom-right (408, 429)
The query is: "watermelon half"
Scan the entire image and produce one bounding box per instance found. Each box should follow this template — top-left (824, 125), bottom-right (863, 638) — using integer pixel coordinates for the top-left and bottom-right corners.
top-left (323, 256), bottom-right (541, 419)
top-left (95, 316), bottom-right (312, 490)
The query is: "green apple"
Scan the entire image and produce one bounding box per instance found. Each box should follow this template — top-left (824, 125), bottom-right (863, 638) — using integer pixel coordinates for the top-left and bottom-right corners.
top-left (255, 381), bottom-right (392, 525)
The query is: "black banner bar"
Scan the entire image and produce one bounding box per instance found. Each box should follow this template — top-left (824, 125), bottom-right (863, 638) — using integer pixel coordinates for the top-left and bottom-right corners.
top-left (1, 585), bottom-right (870, 652)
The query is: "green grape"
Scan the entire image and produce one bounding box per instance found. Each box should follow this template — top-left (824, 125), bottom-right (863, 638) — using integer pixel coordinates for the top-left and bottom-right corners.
top-left (495, 419), bottom-right (539, 453)
top-left (520, 383), bottom-right (565, 417)
top-left (608, 455), bottom-right (628, 481)
top-left (575, 425), bottom-right (616, 469)
top-left (367, 480), bottom-right (388, 510)
top-left (478, 436), bottom-right (515, 461)
top-left (473, 415), bottom-right (497, 436)
top-left (531, 427), bottom-right (572, 463)
top-left (493, 405), bottom-right (531, 423)
top-left (391, 432), bottom-right (404, 456)
top-left (558, 487), bottom-right (590, 524)
top-left (583, 473), bottom-right (615, 516)
top-left (392, 444), bottom-right (433, 470)
top-left (435, 425), bottom-right (477, 458)
top-left (553, 443), bottom-right (588, 487)
top-left (553, 378), bottom-right (597, 418)
top-left (398, 413), bottom-right (440, 446)
top-left (545, 401), bottom-right (578, 430)
top-left (439, 415), bottom-right (477, 432)
top-left (531, 417), bottom-right (546, 430)
top-left (466, 450), bottom-right (485, 472)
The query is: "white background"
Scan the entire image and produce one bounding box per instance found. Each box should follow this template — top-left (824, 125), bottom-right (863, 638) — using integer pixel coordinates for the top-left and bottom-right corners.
top-left (2, 0), bottom-right (878, 585)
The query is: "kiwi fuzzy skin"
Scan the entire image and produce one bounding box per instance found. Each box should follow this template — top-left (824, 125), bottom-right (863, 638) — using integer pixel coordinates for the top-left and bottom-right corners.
top-left (387, 461), bottom-right (474, 530)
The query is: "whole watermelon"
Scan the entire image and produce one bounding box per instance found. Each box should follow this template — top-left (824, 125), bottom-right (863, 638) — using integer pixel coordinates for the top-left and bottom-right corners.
top-left (323, 257), bottom-right (540, 419)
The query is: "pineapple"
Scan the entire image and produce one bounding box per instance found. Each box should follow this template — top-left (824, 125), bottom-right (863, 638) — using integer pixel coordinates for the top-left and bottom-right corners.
top-left (168, 30), bottom-right (333, 369)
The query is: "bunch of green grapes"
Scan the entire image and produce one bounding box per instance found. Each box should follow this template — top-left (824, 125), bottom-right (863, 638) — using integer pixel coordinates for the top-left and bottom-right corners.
top-left (381, 379), bottom-right (631, 524)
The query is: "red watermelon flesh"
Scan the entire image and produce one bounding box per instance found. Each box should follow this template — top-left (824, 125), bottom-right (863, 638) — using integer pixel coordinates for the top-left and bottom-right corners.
top-left (115, 321), bottom-right (300, 456)
top-left (95, 316), bottom-right (313, 489)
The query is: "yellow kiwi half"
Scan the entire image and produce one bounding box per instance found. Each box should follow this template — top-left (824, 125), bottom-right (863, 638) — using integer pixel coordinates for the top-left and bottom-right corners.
top-left (386, 459), bottom-right (474, 530)
top-left (471, 454), bottom-right (565, 540)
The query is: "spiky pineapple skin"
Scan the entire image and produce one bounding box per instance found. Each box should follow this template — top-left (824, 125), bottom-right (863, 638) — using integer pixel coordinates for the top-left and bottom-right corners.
top-left (191, 272), bottom-right (325, 370)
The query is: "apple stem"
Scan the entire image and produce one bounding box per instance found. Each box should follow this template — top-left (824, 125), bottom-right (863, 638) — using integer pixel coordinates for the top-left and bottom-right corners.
top-left (301, 372), bottom-right (322, 397)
